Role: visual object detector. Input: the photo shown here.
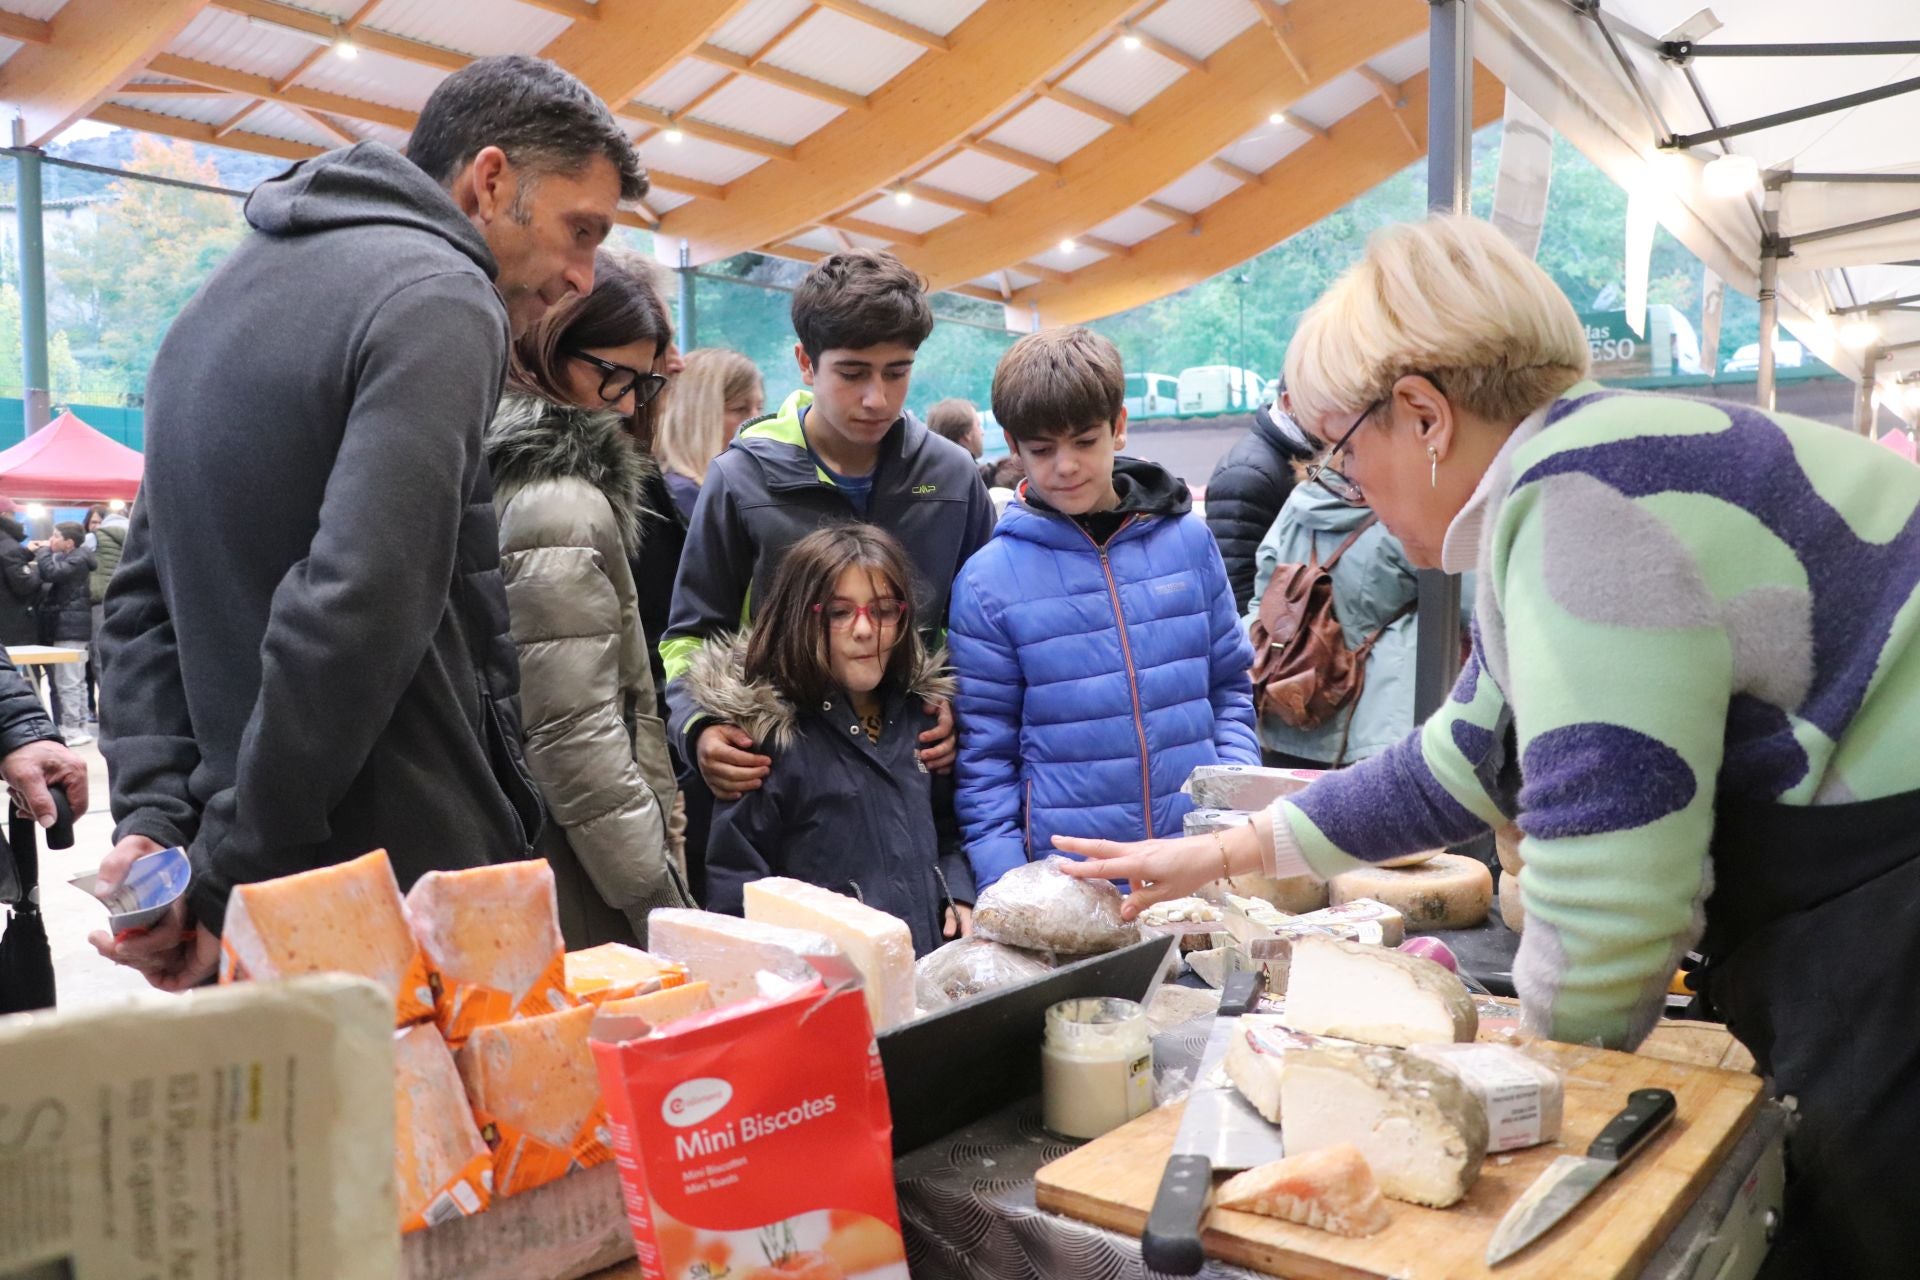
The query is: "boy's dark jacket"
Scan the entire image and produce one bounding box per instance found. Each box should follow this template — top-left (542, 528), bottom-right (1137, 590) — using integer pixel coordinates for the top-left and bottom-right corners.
top-left (688, 634), bottom-right (973, 957)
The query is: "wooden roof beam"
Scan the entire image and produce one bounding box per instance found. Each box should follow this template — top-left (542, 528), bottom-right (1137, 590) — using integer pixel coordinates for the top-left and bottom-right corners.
top-left (119, 81), bottom-right (233, 96)
top-left (1009, 64), bottom-right (1502, 325)
top-left (212, 0), bottom-right (469, 74)
top-left (1251, 0), bottom-right (1310, 83)
top-left (826, 225), bottom-right (856, 251)
top-left (521, 0), bottom-right (599, 21)
top-left (827, 215), bottom-right (927, 246)
top-left (884, 0), bottom-right (1420, 293)
top-left (1274, 108), bottom-right (1329, 140)
top-left (1076, 233), bottom-right (1132, 257)
top-left (903, 181), bottom-right (990, 216)
top-left (1142, 198), bottom-right (1197, 230)
top-left (213, 98), bottom-right (265, 139)
top-left (1122, 26), bottom-right (1206, 74)
top-left (694, 43), bottom-right (867, 112)
top-left (540, 0), bottom-right (755, 115)
top-left (1209, 156), bottom-right (1265, 186)
top-left (88, 100), bottom-right (319, 164)
top-left (289, 104), bottom-right (358, 146)
top-left (1035, 83), bottom-right (1131, 129)
top-left (658, 0), bottom-right (1138, 263)
top-left (268, 0), bottom-right (378, 97)
top-left (1354, 64), bottom-right (1420, 153)
top-left (625, 103), bottom-right (795, 161)
top-left (813, 0), bottom-right (948, 52)
top-left (148, 52), bottom-right (417, 131)
top-left (0, 11), bottom-right (50, 43)
top-left (0, 0), bottom-right (209, 146)
top-left (648, 170), bottom-right (727, 201)
top-left (963, 136), bottom-right (1060, 176)
top-left (1017, 260), bottom-right (1071, 284)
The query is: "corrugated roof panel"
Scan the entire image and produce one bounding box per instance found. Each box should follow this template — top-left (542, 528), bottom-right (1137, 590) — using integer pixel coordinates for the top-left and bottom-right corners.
top-left (169, 7), bottom-right (318, 78)
top-left (1086, 205), bottom-right (1176, 245)
top-left (364, 0), bottom-right (574, 57)
top-left (647, 188), bottom-right (693, 214)
top-left (1030, 241), bottom-right (1109, 273)
top-left (105, 94), bottom-right (237, 128)
top-left (241, 102), bottom-right (342, 148)
top-left (637, 132), bottom-right (768, 186)
top-left (360, 121), bottom-right (413, 150)
top-left (1220, 119), bottom-right (1312, 173)
top-left (985, 98), bottom-right (1111, 164)
top-left (298, 45), bottom-right (449, 111)
top-left (1004, 268), bottom-right (1041, 289)
top-left (634, 58), bottom-right (731, 115)
top-left (1, 0), bottom-right (68, 17)
top-left (1136, 0), bottom-right (1259, 61)
top-left (1289, 72), bottom-right (1377, 131)
top-left (1369, 33), bottom-right (1429, 85)
top-left (709, 0), bottom-right (812, 56)
top-left (854, 0), bottom-right (988, 38)
top-left (759, 10), bottom-right (924, 96)
top-left (1059, 41), bottom-right (1185, 116)
top-left (689, 76), bottom-right (843, 146)
top-left (914, 150), bottom-right (1035, 203)
top-left (786, 227), bottom-right (842, 254)
top-left (1153, 162), bottom-right (1242, 213)
top-left (848, 195), bottom-right (965, 234)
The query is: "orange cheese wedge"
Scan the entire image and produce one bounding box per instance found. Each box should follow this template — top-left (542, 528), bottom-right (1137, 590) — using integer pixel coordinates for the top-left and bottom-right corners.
top-left (457, 1003), bottom-right (609, 1196)
top-left (564, 943), bottom-right (688, 1007)
top-left (598, 981), bottom-right (714, 1030)
top-left (393, 1023), bottom-right (491, 1233)
top-left (406, 860), bottom-right (573, 1044)
top-left (220, 849), bottom-right (431, 1026)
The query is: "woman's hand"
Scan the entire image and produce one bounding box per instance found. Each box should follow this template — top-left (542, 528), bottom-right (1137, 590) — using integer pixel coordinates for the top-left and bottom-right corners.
top-left (1052, 811), bottom-right (1278, 921)
top-left (942, 902), bottom-right (973, 939)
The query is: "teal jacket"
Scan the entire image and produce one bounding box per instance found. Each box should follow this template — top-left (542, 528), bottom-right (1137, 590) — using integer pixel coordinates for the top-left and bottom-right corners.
top-left (1242, 482), bottom-right (1418, 763)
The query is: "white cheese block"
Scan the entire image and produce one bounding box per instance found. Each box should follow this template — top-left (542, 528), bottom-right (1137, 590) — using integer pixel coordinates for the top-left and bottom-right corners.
top-left (1279, 1042), bottom-right (1489, 1208)
top-left (1185, 764), bottom-right (1320, 810)
top-left (743, 877), bottom-right (915, 1031)
top-left (1287, 898), bottom-right (1407, 947)
top-left (646, 908), bottom-right (847, 1010)
top-left (1283, 935), bottom-right (1477, 1047)
top-left (1223, 1015), bottom-right (1324, 1122)
top-left (1408, 1042), bottom-right (1563, 1151)
top-left (1328, 853), bottom-right (1493, 931)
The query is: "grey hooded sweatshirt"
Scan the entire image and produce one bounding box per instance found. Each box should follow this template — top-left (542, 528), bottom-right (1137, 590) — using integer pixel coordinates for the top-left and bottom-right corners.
top-left (101, 142), bottom-right (543, 932)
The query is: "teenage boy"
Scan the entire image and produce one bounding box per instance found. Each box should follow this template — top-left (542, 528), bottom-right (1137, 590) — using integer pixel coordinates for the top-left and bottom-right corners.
top-left (949, 327), bottom-right (1259, 892)
top-left (661, 248), bottom-right (995, 806)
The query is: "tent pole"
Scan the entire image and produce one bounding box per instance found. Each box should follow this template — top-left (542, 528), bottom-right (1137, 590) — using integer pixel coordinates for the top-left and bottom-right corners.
top-left (14, 145), bottom-right (49, 438)
top-left (1854, 349), bottom-right (1879, 436)
top-left (676, 240), bottom-right (697, 353)
top-left (1756, 251), bottom-right (1779, 411)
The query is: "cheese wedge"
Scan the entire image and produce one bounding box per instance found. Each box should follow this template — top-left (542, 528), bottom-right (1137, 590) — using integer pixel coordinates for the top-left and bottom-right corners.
top-left (564, 943), bottom-right (688, 1007)
top-left (393, 1023), bottom-right (491, 1232)
top-left (647, 909), bottom-right (846, 1008)
top-left (1223, 1016), bottom-right (1323, 1123)
top-left (1215, 1144), bottom-right (1391, 1237)
top-left (407, 860), bottom-right (572, 1040)
top-left (599, 981), bottom-right (714, 1029)
top-left (742, 878), bottom-right (915, 1031)
top-left (220, 848), bottom-right (430, 1026)
top-left (457, 1003), bottom-right (608, 1196)
top-left (1279, 1043), bottom-right (1488, 1208)
top-left (1284, 935), bottom-right (1477, 1047)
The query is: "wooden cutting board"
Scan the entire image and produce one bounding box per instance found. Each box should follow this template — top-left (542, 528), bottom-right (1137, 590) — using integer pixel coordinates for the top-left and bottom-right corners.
top-left (1035, 1037), bottom-right (1763, 1280)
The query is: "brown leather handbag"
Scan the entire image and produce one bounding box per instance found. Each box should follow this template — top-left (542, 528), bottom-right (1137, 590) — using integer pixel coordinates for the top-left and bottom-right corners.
top-left (1247, 516), bottom-right (1411, 751)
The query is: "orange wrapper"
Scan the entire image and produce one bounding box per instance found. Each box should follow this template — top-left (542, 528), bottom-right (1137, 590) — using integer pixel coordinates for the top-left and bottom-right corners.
top-left (406, 860), bottom-right (577, 1046)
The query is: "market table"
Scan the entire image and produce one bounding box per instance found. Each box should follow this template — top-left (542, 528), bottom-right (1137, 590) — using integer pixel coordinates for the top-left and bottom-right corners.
top-left (6, 644), bottom-right (83, 718)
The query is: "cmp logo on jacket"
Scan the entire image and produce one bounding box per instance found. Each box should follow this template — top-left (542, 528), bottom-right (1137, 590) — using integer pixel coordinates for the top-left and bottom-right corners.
top-left (913, 483), bottom-right (938, 495)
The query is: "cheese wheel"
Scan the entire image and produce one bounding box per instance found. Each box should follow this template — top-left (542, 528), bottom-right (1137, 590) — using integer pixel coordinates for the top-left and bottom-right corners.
top-left (1499, 872), bottom-right (1525, 933)
top-left (1329, 854), bottom-right (1493, 932)
top-left (1378, 848), bottom-right (1438, 870)
top-left (1220, 872), bottom-right (1329, 915)
top-left (1494, 823), bottom-right (1526, 875)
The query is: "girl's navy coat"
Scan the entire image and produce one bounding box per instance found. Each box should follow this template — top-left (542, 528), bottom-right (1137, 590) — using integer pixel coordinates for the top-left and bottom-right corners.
top-left (689, 635), bottom-right (974, 956)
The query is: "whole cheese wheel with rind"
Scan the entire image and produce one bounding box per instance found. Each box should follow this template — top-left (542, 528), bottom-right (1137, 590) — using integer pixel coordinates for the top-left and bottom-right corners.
top-left (1329, 854), bottom-right (1493, 932)
top-left (1220, 872), bottom-right (1328, 915)
top-left (1283, 935), bottom-right (1477, 1047)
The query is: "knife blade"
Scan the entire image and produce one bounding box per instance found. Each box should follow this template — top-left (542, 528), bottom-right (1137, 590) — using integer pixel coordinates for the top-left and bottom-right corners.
top-left (1485, 1087), bottom-right (1677, 1266)
top-left (1141, 970), bottom-right (1285, 1275)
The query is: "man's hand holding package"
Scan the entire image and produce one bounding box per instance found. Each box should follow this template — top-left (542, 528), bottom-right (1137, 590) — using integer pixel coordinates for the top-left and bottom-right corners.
top-left (88, 833), bottom-right (219, 991)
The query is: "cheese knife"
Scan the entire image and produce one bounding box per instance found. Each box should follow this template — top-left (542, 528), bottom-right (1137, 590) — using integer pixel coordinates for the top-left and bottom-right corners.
top-left (1485, 1087), bottom-right (1677, 1266)
top-left (1141, 970), bottom-right (1285, 1275)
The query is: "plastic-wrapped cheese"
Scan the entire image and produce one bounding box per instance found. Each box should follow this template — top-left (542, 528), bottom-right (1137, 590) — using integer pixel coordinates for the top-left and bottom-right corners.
top-left (598, 981), bottom-right (713, 1029)
top-left (743, 877), bottom-right (915, 1031)
top-left (647, 908), bottom-right (847, 1008)
top-left (406, 860), bottom-right (573, 1045)
top-left (1283, 935), bottom-right (1477, 1047)
top-left (220, 848), bottom-right (432, 1026)
top-left (1409, 1042), bottom-right (1563, 1151)
top-left (564, 943), bottom-right (688, 1007)
top-left (456, 1003), bottom-right (608, 1197)
top-left (393, 1023), bottom-right (491, 1232)
top-left (1280, 1042), bottom-right (1488, 1208)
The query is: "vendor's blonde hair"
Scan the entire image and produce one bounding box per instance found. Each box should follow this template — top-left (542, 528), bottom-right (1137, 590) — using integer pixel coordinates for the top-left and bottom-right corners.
top-left (655, 348), bottom-right (763, 484)
top-left (1284, 215), bottom-right (1589, 429)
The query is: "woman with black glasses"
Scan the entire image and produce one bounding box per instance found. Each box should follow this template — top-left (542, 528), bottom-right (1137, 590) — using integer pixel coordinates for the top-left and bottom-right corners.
top-left (484, 248), bottom-right (692, 949)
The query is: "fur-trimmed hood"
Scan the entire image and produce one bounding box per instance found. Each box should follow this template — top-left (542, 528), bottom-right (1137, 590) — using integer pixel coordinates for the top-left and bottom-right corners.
top-left (684, 631), bottom-right (955, 751)
top-left (485, 392), bottom-right (657, 553)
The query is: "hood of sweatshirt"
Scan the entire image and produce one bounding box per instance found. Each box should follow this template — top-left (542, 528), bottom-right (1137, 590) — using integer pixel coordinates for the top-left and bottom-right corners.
top-left (1282, 474), bottom-right (1378, 534)
top-left (245, 142), bottom-right (496, 280)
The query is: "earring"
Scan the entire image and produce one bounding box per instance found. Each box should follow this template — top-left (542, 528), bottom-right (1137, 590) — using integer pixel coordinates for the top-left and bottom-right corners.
top-left (1429, 446), bottom-right (1439, 489)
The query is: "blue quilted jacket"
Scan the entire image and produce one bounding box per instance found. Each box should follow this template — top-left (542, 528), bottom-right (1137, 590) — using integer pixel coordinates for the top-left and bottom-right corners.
top-left (949, 458), bottom-right (1260, 891)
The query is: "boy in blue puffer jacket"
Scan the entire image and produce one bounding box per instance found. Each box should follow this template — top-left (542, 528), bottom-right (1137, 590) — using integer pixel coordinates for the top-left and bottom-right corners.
top-left (949, 327), bottom-right (1259, 892)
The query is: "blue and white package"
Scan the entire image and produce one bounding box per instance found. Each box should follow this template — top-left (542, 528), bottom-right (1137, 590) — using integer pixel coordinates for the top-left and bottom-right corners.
top-left (70, 846), bottom-right (191, 933)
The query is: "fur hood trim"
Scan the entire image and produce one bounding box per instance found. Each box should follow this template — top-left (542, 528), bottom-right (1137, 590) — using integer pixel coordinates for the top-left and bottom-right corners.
top-left (485, 392), bottom-right (657, 553)
top-left (683, 631), bottom-right (955, 751)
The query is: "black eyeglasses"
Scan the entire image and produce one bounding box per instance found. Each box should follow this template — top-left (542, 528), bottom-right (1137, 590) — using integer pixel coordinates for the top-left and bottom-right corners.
top-left (571, 351), bottom-right (668, 408)
top-left (1304, 402), bottom-right (1379, 506)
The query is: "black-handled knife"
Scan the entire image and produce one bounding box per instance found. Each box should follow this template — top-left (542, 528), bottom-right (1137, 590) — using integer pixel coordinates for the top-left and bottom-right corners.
top-left (1485, 1087), bottom-right (1677, 1266)
top-left (1141, 970), bottom-right (1276, 1275)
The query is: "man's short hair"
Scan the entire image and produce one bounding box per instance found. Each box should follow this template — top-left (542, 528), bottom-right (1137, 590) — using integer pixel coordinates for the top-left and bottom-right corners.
top-left (790, 248), bottom-right (934, 363)
top-left (925, 398), bottom-right (979, 447)
top-left (55, 521), bottom-right (84, 543)
top-left (409, 54), bottom-right (647, 204)
top-left (991, 327), bottom-right (1125, 443)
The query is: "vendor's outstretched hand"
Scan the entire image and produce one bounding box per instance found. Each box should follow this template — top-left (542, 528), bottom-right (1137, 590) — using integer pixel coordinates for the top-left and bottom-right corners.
top-left (1052, 833), bottom-right (1220, 920)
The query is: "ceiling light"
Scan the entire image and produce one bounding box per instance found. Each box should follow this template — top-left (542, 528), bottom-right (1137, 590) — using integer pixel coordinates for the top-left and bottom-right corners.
top-left (1268, 111), bottom-right (1286, 126)
top-left (893, 188), bottom-right (914, 207)
top-left (1838, 316), bottom-right (1881, 351)
top-left (1702, 152), bottom-right (1760, 198)
top-left (330, 22), bottom-right (357, 59)
top-left (663, 127), bottom-right (685, 144)
top-left (1059, 238), bottom-right (1077, 253)
top-left (108, 500), bottom-right (126, 513)
top-left (1122, 32), bottom-right (1142, 50)
top-left (24, 504), bottom-right (45, 521)
top-left (1647, 147), bottom-right (1691, 189)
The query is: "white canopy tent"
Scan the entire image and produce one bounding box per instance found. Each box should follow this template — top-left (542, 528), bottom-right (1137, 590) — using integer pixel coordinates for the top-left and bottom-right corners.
top-left (1474, 0), bottom-right (1920, 429)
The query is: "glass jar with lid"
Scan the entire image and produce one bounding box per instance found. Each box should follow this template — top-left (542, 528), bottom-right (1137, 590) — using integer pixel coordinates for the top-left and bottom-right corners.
top-left (1041, 996), bottom-right (1154, 1140)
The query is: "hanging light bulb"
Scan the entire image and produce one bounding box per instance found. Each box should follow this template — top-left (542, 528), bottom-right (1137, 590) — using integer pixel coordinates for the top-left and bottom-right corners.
top-left (1838, 316), bottom-right (1881, 351)
top-left (663, 126), bottom-right (685, 144)
top-left (893, 187), bottom-right (914, 207)
top-left (1702, 152), bottom-right (1761, 198)
top-left (1121, 31), bottom-right (1142, 50)
top-left (1268, 111), bottom-right (1286, 126)
top-left (1059, 238), bottom-right (1077, 253)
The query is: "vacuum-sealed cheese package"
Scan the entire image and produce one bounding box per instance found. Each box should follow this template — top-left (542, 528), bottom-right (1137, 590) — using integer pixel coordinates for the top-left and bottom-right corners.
top-left (593, 975), bottom-right (907, 1280)
top-left (220, 847), bottom-right (433, 1026)
top-left (913, 935), bottom-right (1054, 1012)
top-left (394, 1022), bottom-right (493, 1232)
top-left (972, 856), bottom-right (1139, 954)
top-left (407, 859), bottom-right (574, 1045)
top-left (565, 943), bottom-right (689, 1007)
top-left (457, 1002), bottom-right (610, 1197)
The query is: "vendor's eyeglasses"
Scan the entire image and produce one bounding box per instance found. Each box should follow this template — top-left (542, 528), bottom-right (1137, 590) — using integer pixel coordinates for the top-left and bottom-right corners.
top-left (813, 597), bottom-right (907, 630)
top-left (1304, 402), bottom-right (1379, 506)
top-left (571, 351), bottom-right (668, 408)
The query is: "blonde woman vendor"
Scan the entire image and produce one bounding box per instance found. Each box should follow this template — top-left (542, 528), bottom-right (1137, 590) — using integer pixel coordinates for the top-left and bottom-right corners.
top-left (1058, 215), bottom-right (1920, 1278)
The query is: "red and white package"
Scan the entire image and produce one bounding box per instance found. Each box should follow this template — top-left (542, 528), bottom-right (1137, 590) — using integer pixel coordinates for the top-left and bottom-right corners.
top-left (593, 976), bottom-right (907, 1280)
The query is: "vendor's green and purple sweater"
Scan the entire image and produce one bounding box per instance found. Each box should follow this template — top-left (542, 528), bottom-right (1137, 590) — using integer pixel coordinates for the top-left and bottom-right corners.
top-left (1268, 382), bottom-right (1920, 1049)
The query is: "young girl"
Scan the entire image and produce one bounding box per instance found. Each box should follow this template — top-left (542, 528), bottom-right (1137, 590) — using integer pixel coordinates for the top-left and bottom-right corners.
top-left (689, 524), bottom-right (972, 955)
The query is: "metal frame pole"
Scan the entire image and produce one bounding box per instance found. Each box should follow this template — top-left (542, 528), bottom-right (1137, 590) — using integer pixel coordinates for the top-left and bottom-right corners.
top-left (676, 240), bottom-right (697, 351)
top-left (1756, 190), bottom-right (1781, 412)
top-left (1854, 348), bottom-right (1879, 436)
top-left (15, 146), bottom-right (48, 436)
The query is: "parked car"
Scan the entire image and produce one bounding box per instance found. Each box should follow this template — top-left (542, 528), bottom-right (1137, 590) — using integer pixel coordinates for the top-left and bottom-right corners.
top-left (1124, 372), bottom-right (1180, 419)
top-left (1176, 365), bottom-right (1266, 415)
top-left (1725, 340), bottom-right (1805, 374)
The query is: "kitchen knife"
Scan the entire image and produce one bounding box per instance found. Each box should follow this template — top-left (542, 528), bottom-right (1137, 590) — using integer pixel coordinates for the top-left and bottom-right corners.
top-left (1141, 970), bottom-right (1286, 1275)
top-left (1485, 1087), bottom-right (1677, 1266)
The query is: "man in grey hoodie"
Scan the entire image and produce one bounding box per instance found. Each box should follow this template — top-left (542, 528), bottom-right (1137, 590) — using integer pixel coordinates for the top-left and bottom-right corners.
top-left (93, 54), bottom-right (645, 991)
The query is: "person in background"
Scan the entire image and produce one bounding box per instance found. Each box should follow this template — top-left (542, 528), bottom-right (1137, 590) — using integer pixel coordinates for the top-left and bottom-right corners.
top-left (1205, 383), bottom-right (1319, 614)
top-left (980, 454), bottom-right (1027, 521)
top-left (1243, 473), bottom-right (1418, 768)
top-left (84, 505), bottom-right (127, 730)
top-left (486, 250), bottom-right (691, 948)
top-left (694, 525), bottom-right (972, 954)
top-left (33, 522), bottom-right (95, 746)
top-left (653, 348), bottom-right (764, 522)
top-left (94, 53), bottom-right (643, 992)
top-left (926, 397), bottom-right (985, 459)
top-left (949, 327), bottom-right (1259, 893)
top-left (0, 502), bottom-right (38, 649)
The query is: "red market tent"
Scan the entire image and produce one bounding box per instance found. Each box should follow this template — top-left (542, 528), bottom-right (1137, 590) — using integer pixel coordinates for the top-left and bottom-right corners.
top-left (0, 411), bottom-right (143, 503)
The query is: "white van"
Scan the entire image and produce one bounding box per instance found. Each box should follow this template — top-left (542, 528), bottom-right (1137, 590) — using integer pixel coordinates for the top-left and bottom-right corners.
top-left (1124, 372), bottom-right (1179, 420)
top-left (1176, 365), bottom-right (1265, 415)
top-left (1725, 339), bottom-right (1805, 374)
